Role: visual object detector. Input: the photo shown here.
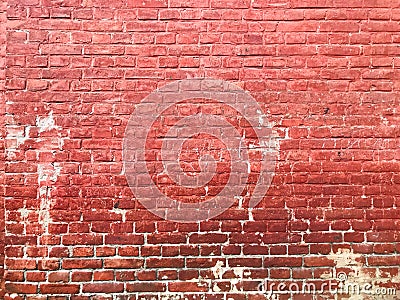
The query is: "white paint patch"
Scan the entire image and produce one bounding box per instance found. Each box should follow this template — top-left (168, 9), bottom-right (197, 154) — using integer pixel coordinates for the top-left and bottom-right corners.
top-left (233, 267), bottom-right (244, 278)
top-left (211, 260), bottom-right (226, 280)
top-left (34, 112), bottom-right (63, 232)
top-left (248, 208), bottom-right (254, 221)
top-left (208, 260), bottom-right (249, 293)
top-left (212, 282), bottom-right (221, 292)
top-left (18, 208), bottom-right (30, 219)
top-left (36, 111), bottom-right (60, 133)
top-left (37, 162), bottom-right (62, 228)
top-left (327, 248), bottom-right (400, 300)
top-left (112, 208), bottom-right (126, 222)
top-left (328, 248), bottom-right (362, 268)
top-left (5, 125), bottom-right (31, 159)
top-left (38, 163), bottom-right (61, 183)
top-left (235, 196), bottom-right (244, 209)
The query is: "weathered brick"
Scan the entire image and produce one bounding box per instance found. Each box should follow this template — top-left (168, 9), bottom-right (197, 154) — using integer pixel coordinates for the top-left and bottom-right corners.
top-left (3, 2), bottom-right (400, 297)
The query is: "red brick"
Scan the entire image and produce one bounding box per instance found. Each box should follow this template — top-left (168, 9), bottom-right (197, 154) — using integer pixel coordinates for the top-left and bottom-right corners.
top-left (368, 256), bottom-right (400, 266)
top-left (169, 282), bottom-right (208, 292)
top-left (304, 257), bottom-right (335, 267)
top-left (82, 283), bottom-right (124, 293)
top-left (146, 258), bottom-right (184, 268)
top-left (6, 283), bottom-right (38, 294)
top-left (103, 258), bottom-right (143, 269)
top-left (40, 284), bottom-right (80, 294)
top-left (48, 272), bottom-right (69, 283)
top-left (189, 234), bottom-right (228, 244)
top-left (264, 257), bottom-right (303, 267)
top-left (71, 271), bottom-right (92, 282)
top-left (62, 259), bottom-right (102, 269)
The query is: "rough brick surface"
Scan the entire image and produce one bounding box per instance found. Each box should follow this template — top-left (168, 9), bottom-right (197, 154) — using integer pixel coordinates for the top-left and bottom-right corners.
top-left (2, 0), bottom-right (400, 298)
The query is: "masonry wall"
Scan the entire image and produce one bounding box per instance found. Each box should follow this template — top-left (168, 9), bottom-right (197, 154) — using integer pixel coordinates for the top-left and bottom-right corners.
top-left (2, 0), bottom-right (400, 299)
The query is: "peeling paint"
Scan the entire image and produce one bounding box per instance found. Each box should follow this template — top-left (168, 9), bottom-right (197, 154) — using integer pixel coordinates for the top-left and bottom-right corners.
top-left (328, 248), bottom-right (363, 268)
top-left (112, 208), bottom-right (127, 222)
top-left (208, 260), bottom-right (250, 293)
top-left (327, 248), bottom-right (400, 300)
top-left (211, 260), bottom-right (226, 280)
top-left (36, 111), bottom-right (60, 133)
top-left (18, 208), bottom-right (30, 219)
top-left (212, 282), bottom-right (221, 292)
top-left (37, 162), bottom-right (62, 231)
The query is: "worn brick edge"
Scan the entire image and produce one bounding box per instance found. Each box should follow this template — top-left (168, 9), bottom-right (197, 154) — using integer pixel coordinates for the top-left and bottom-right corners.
top-left (0, 0), bottom-right (6, 297)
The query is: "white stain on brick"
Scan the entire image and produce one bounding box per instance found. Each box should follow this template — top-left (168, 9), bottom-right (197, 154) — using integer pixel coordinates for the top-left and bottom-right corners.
top-left (327, 248), bottom-right (400, 300)
top-left (38, 162), bottom-right (61, 231)
top-left (34, 112), bottom-right (63, 231)
top-left (18, 208), bottom-right (30, 219)
top-left (208, 260), bottom-right (250, 293)
top-left (211, 260), bottom-right (226, 280)
top-left (5, 123), bottom-right (31, 160)
top-left (36, 111), bottom-right (60, 133)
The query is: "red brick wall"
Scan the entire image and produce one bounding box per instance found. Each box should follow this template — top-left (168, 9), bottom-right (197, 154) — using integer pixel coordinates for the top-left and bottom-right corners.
top-left (3, 0), bottom-right (400, 298)
top-left (1, 0), bottom-right (6, 297)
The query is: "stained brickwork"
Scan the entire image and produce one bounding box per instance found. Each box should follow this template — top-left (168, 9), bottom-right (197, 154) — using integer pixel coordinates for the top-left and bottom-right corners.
top-left (2, 0), bottom-right (400, 299)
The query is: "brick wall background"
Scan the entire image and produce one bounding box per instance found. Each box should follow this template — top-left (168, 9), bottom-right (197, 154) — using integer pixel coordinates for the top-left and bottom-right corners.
top-left (2, 0), bottom-right (400, 298)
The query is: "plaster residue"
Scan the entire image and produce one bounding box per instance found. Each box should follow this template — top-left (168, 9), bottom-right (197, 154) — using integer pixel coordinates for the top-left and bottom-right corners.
top-left (209, 260), bottom-right (247, 293)
top-left (6, 111), bottom-right (63, 233)
top-left (36, 111), bottom-right (60, 133)
top-left (17, 208), bottom-right (30, 220)
top-left (35, 112), bottom-right (63, 231)
top-left (327, 248), bottom-right (400, 300)
top-left (38, 163), bottom-right (62, 183)
top-left (211, 260), bottom-right (227, 280)
top-left (5, 125), bottom-right (31, 158)
top-left (160, 295), bottom-right (186, 300)
top-left (38, 162), bottom-right (61, 231)
top-left (144, 292), bottom-right (223, 300)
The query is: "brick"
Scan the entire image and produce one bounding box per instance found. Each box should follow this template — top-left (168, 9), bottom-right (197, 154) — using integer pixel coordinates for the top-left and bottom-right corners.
top-left (368, 256), bottom-right (400, 266)
top-left (40, 284), bottom-right (80, 294)
top-left (71, 271), bottom-right (92, 282)
top-left (146, 258), bottom-right (184, 268)
top-left (304, 257), bottom-right (335, 267)
top-left (26, 79), bottom-right (48, 91)
top-left (62, 234), bottom-right (102, 245)
top-left (82, 283), bottom-right (124, 293)
top-left (48, 271), bottom-right (69, 283)
top-left (62, 259), bottom-right (102, 269)
top-left (264, 257), bottom-right (303, 267)
top-left (126, 282), bottom-right (167, 292)
top-left (228, 258), bottom-right (262, 267)
top-left (103, 258), bottom-right (143, 269)
top-left (104, 234), bottom-right (144, 245)
top-left (6, 283), bottom-right (38, 294)
top-left (40, 45), bottom-right (82, 55)
top-left (127, 0), bottom-right (168, 7)
top-left (189, 234), bottom-right (228, 244)
top-left (25, 271), bottom-right (46, 281)
top-left (169, 282), bottom-right (208, 292)
top-left (319, 45), bottom-right (361, 56)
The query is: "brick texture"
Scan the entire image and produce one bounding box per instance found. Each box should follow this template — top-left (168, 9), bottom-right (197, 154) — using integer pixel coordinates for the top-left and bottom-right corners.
top-left (2, 0), bottom-right (400, 298)
top-left (1, 0), bottom-right (7, 297)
